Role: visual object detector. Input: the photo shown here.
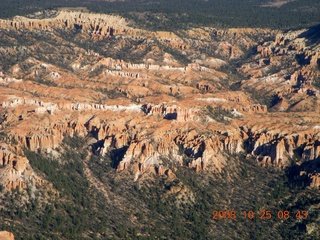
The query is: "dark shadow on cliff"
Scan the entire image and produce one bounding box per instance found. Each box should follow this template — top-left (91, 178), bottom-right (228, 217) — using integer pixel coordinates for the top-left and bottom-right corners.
top-left (164, 112), bottom-right (177, 120)
top-left (283, 157), bottom-right (320, 189)
top-left (109, 146), bottom-right (128, 169)
top-left (298, 24), bottom-right (320, 46)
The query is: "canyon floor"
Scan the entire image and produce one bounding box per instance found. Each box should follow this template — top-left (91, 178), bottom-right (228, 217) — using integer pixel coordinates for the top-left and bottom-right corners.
top-left (0, 9), bottom-right (319, 239)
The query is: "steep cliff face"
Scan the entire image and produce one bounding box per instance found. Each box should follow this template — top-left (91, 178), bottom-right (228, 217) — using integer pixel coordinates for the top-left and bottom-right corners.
top-left (1, 89), bottom-right (320, 189)
top-left (0, 143), bottom-right (42, 191)
top-left (0, 11), bottom-right (131, 38)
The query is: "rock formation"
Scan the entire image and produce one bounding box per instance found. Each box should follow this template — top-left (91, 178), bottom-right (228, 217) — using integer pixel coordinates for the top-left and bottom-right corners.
top-left (0, 144), bottom-right (42, 190)
top-left (0, 11), bottom-right (131, 38)
top-left (0, 231), bottom-right (14, 240)
top-left (0, 9), bottom-right (319, 190)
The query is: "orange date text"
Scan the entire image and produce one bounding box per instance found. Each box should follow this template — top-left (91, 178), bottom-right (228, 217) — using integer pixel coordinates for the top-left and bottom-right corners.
top-left (212, 210), bottom-right (308, 220)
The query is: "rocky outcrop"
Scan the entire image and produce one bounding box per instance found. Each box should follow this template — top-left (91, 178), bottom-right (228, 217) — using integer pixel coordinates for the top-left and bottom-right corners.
top-left (0, 10), bottom-right (318, 189)
top-left (215, 42), bottom-right (244, 59)
top-left (0, 144), bottom-right (42, 191)
top-left (274, 30), bottom-right (305, 46)
top-left (1, 107), bottom-right (318, 184)
top-left (142, 103), bottom-right (197, 121)
top-left (310, 174), bottom-right (320, 188)
top-left (197, 81), bottom-right (214, 92)
top-left (0, 11), bottom-right (132, 38)
top-left (1, 97), bottom-right (58, 114)
top-left (0, 76), bottom-right (22, 85)
top-left (257, 45), bottom-right (273, 57)
top-left (156, 165), bottom-right (176, 179)
top-left (0, 231), bottom-right (14, 240)
top-left (1, 97), bottom-right (141, 114)
top-left (289, 68), bottom-right (314, 87)
top-left (238, 104), bottom-right (267, 113)
top-left (154, 31), bottom-right (188, 49)
top-left (251, 131), bottom-right (320, 168)
top-left (105, 70), bottom-right (148, 79)
top-left (2, 96), bottom-right (318, 181)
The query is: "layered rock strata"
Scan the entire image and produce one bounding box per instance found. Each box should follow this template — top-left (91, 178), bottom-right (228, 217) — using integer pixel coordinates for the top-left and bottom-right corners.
top-left (0, 10), bottom-right (319, 190)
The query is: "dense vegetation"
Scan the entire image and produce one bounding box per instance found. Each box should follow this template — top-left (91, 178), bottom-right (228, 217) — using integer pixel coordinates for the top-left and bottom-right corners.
top-left (0, 135), bottom-right (319, 239)
top-left (0, 0), bottom-right (319, 30)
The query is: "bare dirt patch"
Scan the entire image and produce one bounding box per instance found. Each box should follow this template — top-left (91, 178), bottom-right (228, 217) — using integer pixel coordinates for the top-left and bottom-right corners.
top-left (261, 0), bottom-right (296, 8)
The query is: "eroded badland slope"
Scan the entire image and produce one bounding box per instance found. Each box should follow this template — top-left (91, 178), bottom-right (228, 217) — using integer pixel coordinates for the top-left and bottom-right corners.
top-left (0, 10), bottom-right (319, 239)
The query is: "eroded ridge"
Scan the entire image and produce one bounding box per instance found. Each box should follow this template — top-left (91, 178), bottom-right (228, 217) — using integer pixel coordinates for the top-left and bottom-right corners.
top-left (0, 10), bottom-right (319, 193)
